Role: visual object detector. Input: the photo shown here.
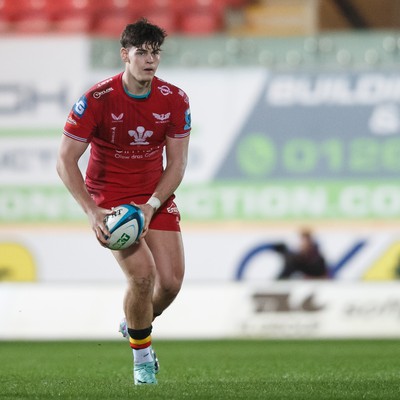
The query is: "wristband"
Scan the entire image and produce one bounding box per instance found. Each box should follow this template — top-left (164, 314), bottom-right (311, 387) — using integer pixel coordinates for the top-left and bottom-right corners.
top-left (146, 196), bottom-right (161, 211)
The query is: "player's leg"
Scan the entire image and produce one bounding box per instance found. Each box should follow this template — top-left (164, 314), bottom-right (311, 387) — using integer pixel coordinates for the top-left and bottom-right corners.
top-left (112, 242), bottom-right (157, 384)
top-left (144, 229), bottom-right (185, 317)
top-left (117, 230), bottom-right (183, 377)
top-left (113, 242), bottom-right (155, 328)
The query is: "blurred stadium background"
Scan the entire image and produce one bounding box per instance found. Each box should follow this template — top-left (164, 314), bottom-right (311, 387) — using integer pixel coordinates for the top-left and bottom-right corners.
top-left (1, 0), bottom-right (400, 340)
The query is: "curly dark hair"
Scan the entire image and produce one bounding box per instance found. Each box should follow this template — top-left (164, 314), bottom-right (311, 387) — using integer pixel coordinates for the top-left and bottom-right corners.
top-left (120, 18), bottom-right (167, 49)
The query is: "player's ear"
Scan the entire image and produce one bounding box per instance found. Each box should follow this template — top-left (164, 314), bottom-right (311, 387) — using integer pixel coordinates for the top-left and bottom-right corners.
top-left (120, 47), bottom-right (129, 63)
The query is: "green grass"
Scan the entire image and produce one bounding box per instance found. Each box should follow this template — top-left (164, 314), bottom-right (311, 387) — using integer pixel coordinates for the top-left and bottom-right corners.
top-left (0, 339), bottom-right (399, 399)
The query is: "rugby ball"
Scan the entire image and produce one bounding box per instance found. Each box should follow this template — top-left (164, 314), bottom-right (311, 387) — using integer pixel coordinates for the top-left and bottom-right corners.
top-left (104, 204), bottom-right (145, 250)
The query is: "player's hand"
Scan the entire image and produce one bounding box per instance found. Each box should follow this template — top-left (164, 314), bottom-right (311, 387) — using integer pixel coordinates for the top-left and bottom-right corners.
top-left (87, 206), bottom-right (113, 246)
top-left (130, 202), bottom-right (155, 239)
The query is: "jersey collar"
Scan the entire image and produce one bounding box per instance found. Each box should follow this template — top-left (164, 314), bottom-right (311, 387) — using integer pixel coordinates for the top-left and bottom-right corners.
top-left (123, 84), bottom-right (151, 99)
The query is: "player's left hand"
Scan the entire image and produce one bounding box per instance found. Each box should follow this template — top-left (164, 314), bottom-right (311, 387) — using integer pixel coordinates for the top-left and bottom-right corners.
top-left (129, 202), bottom-right (155, 239)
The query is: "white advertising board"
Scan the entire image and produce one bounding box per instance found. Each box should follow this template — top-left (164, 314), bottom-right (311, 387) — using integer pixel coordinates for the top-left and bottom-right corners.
top-left (1, 281), bottom-right (400, 340)
top-left (0, 36), bottom-right (90, 128)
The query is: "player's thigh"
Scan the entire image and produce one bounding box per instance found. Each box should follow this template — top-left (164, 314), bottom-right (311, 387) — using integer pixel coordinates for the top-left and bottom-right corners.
top-left (111, 240), bottom-right (156, 279)
top-left (145, 229), bottom-right (185, 284)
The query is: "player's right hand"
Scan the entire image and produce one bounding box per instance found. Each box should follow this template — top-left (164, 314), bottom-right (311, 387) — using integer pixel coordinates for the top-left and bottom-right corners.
top-left (87, 206), bottom-right (113, 246)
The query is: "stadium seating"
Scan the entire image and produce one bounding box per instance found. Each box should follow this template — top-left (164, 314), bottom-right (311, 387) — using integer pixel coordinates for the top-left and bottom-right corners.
top-left (92, 12), bottom-right (134, 37)
top-left (179, 9), bottom-right (223, 36)
top-left (1, 0), bottom-right (52, 34)
top-left (0, 0), bottom-right (256, 36)
top-left (48, 0), bottom-right (94, 34)
top-left (53, 15), bottom-right (92, 34)
top-left (1, 0), bottom-right (398, 38)
top-left (145, 10), bottom-right (179, 35)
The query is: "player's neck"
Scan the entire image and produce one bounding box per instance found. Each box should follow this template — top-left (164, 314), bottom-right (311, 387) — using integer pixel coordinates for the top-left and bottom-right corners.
top-left (122, 72), bottom-right (152, 97)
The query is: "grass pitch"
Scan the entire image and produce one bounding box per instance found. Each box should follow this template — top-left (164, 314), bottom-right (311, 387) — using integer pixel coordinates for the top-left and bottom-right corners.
top-left (0, 339), bottom-right (399, 399)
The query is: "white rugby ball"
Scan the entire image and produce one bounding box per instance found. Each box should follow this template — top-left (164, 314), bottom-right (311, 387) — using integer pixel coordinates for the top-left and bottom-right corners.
top-left (104, 204), bottom-right (145, 250)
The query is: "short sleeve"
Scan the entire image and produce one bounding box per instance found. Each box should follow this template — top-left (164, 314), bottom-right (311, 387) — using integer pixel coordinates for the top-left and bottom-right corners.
top-left (63, 94), bottom-right (96, 143)
top-left (167, 89), bottom-right (191, 139)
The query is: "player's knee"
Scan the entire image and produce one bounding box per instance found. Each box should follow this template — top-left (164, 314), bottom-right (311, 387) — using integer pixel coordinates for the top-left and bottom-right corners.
top-left (127, 275), bottom-right (155, 296)
top-left (158, 277), bottom-right (182, 299)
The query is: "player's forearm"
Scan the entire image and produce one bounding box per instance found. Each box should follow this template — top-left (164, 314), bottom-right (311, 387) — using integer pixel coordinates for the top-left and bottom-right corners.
top-left (56, 159), bottom-right (97, 215)
top-left (151, 159), bottom-right (187, 206)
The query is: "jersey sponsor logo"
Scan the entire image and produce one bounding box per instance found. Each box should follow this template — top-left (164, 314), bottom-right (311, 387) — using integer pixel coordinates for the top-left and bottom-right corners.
top-left (73, 95), bottom-right (87, 117)
top-left (128, 126), bottom-right (153, 145)
top-left (178, 89), bottom-right (189, 103)
top-left (167, 202), bottom-right (179, 215)
top-left (114, 149), bottom-right (143, 160)
top-left (111, 113), bottom-right (124, 122)
top-left (114, 146), bottom-right (161, 159)
top-left (153, 112), bottom-right (170, 122)
top-left (157, 85), bottom-right (173, 96)
top-left (97, 78), bottom-right (113, 87)
top-left (66, 116), bottom-right (77, 125)
top-left (184, 108), bottom-right (191, 130)
top-left (93, 87), bottom-right (114, 99)
top-left (111, 126), bottom-right (116, 143)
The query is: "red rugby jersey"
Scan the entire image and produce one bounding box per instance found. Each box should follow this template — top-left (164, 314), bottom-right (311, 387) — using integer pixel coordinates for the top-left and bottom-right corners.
top-left (63, 73), bottom-right (191, 199)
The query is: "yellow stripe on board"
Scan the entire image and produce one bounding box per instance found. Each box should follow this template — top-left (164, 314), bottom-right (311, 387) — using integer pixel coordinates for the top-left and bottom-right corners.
top-left (0, 243), bottom-right (37, 282)
top-left (364, 242), bottom-right (400, 280)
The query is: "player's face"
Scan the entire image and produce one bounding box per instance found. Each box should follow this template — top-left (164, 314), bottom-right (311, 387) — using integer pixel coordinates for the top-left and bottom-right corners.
top-left (123, 44), bottom-right (161, 84)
